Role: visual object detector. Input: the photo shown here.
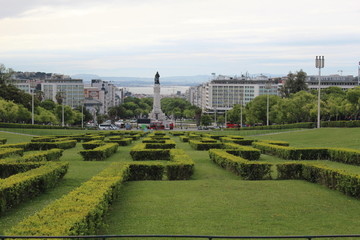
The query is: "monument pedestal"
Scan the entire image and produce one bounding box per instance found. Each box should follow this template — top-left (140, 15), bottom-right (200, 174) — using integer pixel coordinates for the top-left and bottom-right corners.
top-left (149, 83), bottom-right (165, 121)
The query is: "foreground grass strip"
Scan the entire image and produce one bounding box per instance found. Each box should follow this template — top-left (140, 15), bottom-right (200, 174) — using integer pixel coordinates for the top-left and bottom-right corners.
top-left (6, 162), bottom-right (130, 236)
top-left (0, 162), bottom-right (69, 213)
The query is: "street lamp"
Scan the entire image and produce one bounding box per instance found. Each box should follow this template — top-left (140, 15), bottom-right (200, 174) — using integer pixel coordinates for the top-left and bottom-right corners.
top-left (315, 56), bottom-right (325, 129)
top-left (31, 89), bottom-right (34, 125)
top-left (265, 80), bottom-right (272, 126)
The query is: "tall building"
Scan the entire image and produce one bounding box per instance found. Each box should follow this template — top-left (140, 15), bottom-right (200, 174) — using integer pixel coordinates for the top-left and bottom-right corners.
top-left (11, 72), bottom-right (84, 108)
top-left (86, 79), bottom-right (118, 115)
top-left (41, 76), bottom-right (84, 108)
top-left (306, 74), bottom-right (358, 91)
top-left (187, 75), bottom-right (280, 113)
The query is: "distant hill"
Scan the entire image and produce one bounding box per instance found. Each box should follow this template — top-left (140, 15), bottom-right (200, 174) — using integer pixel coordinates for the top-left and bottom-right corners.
top-left (71, 74), bottom-right (211, 86)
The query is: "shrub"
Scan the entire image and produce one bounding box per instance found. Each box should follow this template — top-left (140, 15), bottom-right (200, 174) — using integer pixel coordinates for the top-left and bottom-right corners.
top-left (19, 149), bottom-right (64, 162)
top-left (0, 148), bottom-right (24, 158)
top-left (0, 138), bottom-right (7, 144)
top-left (128, 162), bottom-right (165, 181)
top-left (0, 162), bottom-right (68, 213)
top-left (130, 144), bottom-right (170, 160)
top-left (167, 149), bottom-right (194, 180)
top-left (105, 138), bottom-right (132, 146)
top-left (223, 143), bottom-right (261, 160)
top-left (6, 162), bottom-right (129, 236)
top-left (179, 136), bottom-right (189, 142)
top-left (189, 140), bottom-right (223, 151)
top-left (28, 140), bottom-right (77, 150)
top-left (209, 149), bottom-right (272, 180)
top-left (0, 143), bottom-right (30, 150)
top-left (82, 140), bottom-right (105, 150)
top-left (0, 161), bottom-right (42, 178)
top-left (79, 143), bottom-right (118, 161)
top-left (328, 148), bottom-right (360, 166)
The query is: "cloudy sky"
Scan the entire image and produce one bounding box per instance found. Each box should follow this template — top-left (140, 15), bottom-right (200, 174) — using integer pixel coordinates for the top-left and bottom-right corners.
top-left (1, 0), bottom-right (359, 77)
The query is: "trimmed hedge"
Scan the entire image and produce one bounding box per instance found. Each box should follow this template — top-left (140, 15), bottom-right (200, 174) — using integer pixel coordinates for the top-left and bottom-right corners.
top-left (18, 149), bottom-right (64, 162)
top-left (105, 138), bottom-right (132, 146)
top-left (0, 161), bottom-right (42, 178)
top-left (209, 149), bottom-right (272, 180)
top-left (189, 140), bottom-right (223, 151)
top-left (130, 144), bottom-right (170, 160)
top-left (167, 149), bottom-right (194, 180)
top-left (0, 142), bottom-right (30, 150)
top-left (0, 148), bottom-right (24, 158)
top-left (259, 139), bottom-right (290, 146)
top-left (144, 140), bottom-right (176, 149)
top-left (0, 162), bottom-right (68, 213)
top-left (252, 142), bottom-right (329, 160)
top-left (223, 143), bottom-right (261, 160)
top-left (327, 148), bottom-right (360, 166)
top-left (79, 143), bottom-right (118, 161)
top-left (28, 140), bottom-right (77, 150)
top-left (128, 162), bottom-right (165, 181)
top-left (0, 138), bottom-right (7, 144)
top-left (276, 162), bottom-right (360, 199)
top-left (6, 162), bottom-right (129, 236)
top-left (82, 140), bottom-right (105, 150)
top-left (179, 136), bottom-right (189, 142)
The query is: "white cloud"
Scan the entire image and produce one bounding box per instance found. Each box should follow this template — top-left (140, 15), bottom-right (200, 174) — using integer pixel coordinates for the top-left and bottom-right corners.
top-left (0, 0), bottom-right (359, 76)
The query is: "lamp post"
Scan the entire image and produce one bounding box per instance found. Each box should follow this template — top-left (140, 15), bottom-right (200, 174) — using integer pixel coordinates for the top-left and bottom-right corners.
top-left (81, 101), bottom-right (84, 129)
top-left (315, 56), bottom-right (325, 129)
top-left (31, 89), bottom-right (34, 125)
top-left (265, 80), bottom-right (272, 126)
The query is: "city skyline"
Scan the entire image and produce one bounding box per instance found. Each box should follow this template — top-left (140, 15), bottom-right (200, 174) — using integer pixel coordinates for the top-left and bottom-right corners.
top-left (1, 0), bottom-right (360, 78)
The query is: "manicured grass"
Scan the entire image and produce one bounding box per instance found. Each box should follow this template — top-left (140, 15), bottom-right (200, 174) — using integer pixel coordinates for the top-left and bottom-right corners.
top-left (100, 130), bottom-right (360, 236)
top-left (253, 128), bottom-right (360, 149)
top-left (102, 180), bottom-right (360, 236)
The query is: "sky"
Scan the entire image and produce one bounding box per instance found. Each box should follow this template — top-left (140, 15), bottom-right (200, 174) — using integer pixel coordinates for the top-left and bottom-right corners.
top-left (1, 0), bottom-right (360, 78)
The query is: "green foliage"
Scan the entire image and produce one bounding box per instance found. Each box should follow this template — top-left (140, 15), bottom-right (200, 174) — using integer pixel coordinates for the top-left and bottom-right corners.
top-left (0, 148), bottom-right (24, 158)
top-left (209, 149), bottom-right (272, 180)
top-left (223, 143), bottom-right (261, 160)
top-left (6, 162), bottom-right (129, 236)
top-left (18, 149), bottom-right (64, 162)
top-left (28, 140), bottom-right (77, 150)
top-left (130, 143), bottom-right (171, 160)
top-left (80, 143), bottom-right (118, 161)
top-left (244, 95), bottom-right (281, 125)
top-left (81, 140), bottom-right (105, 149)
top-left (0, 162), bottom-right (68, 213)
top-left (280, 70), bottom-right (308, 97)
top-left (128, 163), bottom-right (165, 181)
top-left (0, 138), bottom-right (6, 144)
top-left (161, 97), bottom-right (200, 120)
top-left (189, 139), bottom-right (223, 151)
top-left (200, 114), bottom-right (212, 126)
top-left (105, 137), bottom-right (132, 146)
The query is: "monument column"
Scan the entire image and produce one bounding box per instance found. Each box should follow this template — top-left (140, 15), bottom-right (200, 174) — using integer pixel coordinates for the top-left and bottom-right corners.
top-left (149, 71), bottom-right (165, 121)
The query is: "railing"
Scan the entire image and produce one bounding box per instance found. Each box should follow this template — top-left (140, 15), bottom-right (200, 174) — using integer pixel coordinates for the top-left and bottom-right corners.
top-left (1, 235), bottom-right (360, 240)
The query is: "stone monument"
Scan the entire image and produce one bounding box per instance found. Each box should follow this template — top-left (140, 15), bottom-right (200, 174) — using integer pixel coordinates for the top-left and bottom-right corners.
top-left (149, 71), bottom-right (165, 121)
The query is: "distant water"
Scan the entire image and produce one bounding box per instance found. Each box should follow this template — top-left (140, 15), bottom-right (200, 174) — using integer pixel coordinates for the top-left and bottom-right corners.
top-left (124, 86), bottom-right (190, 95)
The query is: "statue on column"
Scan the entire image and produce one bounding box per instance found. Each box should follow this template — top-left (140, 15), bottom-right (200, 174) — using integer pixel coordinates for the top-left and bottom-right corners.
top-left (154, 71), bottom-right (160, 84)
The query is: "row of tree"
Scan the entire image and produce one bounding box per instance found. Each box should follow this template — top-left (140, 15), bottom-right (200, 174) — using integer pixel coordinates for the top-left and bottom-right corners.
top-left (224, 86), bottom-right (360, 126)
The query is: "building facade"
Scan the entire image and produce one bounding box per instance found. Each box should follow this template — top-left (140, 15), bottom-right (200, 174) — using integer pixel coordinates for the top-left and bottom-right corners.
top-left (306, 74), bottom-right (358, 91)
top-left (187, 75), bottom-right (280, 113)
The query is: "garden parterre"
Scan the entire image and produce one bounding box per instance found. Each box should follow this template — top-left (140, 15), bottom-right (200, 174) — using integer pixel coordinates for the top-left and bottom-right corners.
top-left (1, 129), bottom-right (360, 236)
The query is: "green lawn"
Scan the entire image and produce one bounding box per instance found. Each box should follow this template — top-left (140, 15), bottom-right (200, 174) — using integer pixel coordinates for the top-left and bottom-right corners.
top-left (1, 128), bottom-right (360, 237)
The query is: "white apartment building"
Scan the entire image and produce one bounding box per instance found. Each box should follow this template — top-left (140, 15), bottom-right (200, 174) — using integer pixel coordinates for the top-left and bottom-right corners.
top-left (11, 72), bottom-right (85, 108)
top-left (187, 75), bottom-right (280, 113)
top-left (306, 74), bottom-right (358, 91)
top-left (87, 79), bottom-right (118, 114)
top-left (41, 78), bottom-right (84, 108)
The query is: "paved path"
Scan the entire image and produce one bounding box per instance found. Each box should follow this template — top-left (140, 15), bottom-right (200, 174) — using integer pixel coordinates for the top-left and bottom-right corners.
top-left (0, 130), bottom-right (38, 137)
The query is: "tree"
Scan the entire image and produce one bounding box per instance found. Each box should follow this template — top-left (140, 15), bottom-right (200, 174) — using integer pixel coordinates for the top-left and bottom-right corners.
top-left (200, 114), bottom-right (212, 126)
top-left (281, 70), bottom-right (308, 97)
top-left (0, 64), bottom-right (14, 85)
top-left (244, 95), bottom-right (281, 125)
top-left (40, 99), bottom-right (56, 111)
top-left (346, 87), bottom-right (360, 119)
